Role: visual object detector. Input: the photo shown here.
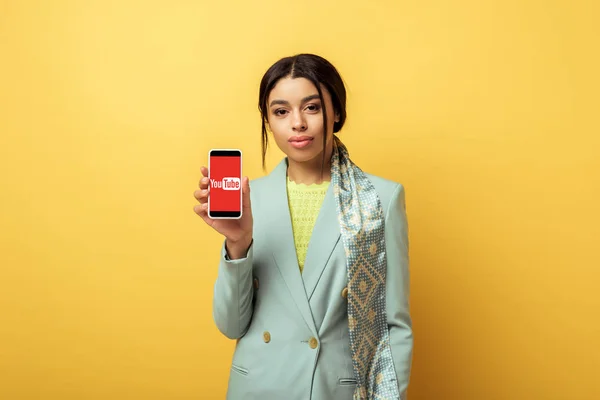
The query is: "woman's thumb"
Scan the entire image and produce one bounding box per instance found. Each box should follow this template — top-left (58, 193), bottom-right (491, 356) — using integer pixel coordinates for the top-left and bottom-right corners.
top-left (242, 176), bottom-right (251, 209)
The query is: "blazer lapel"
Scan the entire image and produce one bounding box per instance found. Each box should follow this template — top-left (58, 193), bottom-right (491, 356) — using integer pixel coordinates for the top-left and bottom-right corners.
top-left (269, 158), bottom-right (318, 336)
top-left (301, 182), bottom-right (341, 300)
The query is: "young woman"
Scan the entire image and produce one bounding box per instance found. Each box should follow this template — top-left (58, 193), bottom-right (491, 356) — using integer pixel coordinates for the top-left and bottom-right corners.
top-left (194, 54), bottom-right (413, 400)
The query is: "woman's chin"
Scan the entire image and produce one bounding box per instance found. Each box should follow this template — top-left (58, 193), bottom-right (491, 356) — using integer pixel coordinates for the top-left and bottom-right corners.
top-left (285, 150), bottom-right (321, 164)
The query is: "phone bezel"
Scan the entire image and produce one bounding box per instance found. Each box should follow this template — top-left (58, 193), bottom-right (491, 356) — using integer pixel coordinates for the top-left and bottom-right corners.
top-left (207, 149), bottom-right (243, 219)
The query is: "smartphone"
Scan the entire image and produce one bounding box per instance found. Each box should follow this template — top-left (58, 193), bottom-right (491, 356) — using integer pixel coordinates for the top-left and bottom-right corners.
top-left (208, 149), bottom-right (243, 219)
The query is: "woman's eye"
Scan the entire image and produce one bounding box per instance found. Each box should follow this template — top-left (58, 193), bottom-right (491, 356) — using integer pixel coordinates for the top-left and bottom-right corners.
top-left (274, 109), bottom-right (287, 116)
top-left (306, 104), bottom-right (321, 112)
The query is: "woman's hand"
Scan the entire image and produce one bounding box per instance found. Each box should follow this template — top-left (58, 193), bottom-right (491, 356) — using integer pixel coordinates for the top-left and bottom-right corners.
top-left (194, 166), bottom-right (253, 258)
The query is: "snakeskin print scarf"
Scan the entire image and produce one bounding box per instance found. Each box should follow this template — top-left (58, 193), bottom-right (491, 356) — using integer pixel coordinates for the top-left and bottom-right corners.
top-left (331, 135), bottom-right (400, 400)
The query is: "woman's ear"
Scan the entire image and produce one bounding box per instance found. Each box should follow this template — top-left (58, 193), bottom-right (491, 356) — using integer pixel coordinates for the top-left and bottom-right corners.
top-left (334, 112), bottom-right (340, 123)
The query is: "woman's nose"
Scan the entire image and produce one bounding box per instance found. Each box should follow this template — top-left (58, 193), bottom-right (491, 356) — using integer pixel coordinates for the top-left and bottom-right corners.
top-left (292, 113), bottom-right (307, 131)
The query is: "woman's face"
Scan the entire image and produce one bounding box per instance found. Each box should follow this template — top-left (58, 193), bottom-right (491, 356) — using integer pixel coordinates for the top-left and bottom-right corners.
top-left (266, 77), bottom-right (338, 164)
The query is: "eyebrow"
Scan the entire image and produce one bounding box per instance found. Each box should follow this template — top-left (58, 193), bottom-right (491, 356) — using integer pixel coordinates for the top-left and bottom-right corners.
top-left (269, 94), bottom-right (321, 107)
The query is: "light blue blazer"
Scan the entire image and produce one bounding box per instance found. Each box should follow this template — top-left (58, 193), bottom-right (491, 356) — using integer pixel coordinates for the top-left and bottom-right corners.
top-left (212, 157), bottom-right (413, 400)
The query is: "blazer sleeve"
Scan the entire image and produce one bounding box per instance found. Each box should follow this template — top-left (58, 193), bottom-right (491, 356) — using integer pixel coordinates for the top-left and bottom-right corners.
top-left (385, 183), bottom-right (414, 398)
top-left (212, 239), bottom-right (255, 340)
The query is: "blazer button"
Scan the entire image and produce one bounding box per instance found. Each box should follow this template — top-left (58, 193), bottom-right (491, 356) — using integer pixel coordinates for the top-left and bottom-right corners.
top-left (309, 337), bottom-right (318, 349)
top-left (263, 331), bottom-right (271, 343)
top-left (253, 278), bottom-right (259, 290)
top-left (341, 287), bottom-right (348, 299)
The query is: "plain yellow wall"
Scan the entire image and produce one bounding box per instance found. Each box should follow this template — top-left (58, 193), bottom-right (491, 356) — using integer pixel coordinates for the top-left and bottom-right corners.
top-left (1, 1), bottom-right (599, 399)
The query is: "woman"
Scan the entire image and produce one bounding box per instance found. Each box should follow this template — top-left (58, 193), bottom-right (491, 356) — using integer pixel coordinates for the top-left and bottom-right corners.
top-left (194, 54), bottom-right (413, 400)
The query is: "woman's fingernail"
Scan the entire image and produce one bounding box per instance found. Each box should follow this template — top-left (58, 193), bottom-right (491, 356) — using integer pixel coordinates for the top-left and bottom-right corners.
top-left (202, 203), bottom-right (207, 209)
top-left (202, 189), bottom-right (207, 194)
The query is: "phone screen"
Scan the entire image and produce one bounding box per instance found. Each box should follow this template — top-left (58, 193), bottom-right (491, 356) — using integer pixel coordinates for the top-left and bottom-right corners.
top-left (208, 149), bottom-right (242, 219)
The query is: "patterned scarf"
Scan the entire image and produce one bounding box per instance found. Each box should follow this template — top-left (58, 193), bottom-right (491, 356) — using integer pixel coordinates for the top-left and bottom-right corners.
top-left (331, 135), bottom-right (400, 400)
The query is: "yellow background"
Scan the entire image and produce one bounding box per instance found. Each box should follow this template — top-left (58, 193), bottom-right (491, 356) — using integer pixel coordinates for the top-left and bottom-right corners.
top-left (1, 1), bottom-right (598, 399)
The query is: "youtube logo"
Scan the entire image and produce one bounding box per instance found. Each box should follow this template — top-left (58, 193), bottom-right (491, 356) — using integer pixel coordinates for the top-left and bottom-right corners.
top-left (210, 177), bottom-right (240, 190)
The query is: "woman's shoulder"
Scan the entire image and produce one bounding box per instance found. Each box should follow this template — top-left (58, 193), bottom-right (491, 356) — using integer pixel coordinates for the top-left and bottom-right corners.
top-left (364, 172), bottom-right (405, 195)
top-left (248, 174), bottom-right (270, 189)
top-left (247, 175), bottom-right (270, 202)
top-left (363, 172), bottom-right (406, 216)
top-left (247, 166), bottom-right (405, 210)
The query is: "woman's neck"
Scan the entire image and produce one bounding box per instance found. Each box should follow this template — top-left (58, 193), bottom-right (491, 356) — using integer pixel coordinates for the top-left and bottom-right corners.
top-left (286, 157), bottom-right (332, 185)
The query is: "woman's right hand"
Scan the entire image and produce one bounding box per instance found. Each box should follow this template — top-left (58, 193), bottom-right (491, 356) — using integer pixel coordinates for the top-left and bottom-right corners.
top-left (193, 166), bottom-right (254, 258)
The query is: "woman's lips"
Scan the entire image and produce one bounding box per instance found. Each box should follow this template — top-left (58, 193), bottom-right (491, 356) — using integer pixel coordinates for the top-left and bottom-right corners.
top-left (289, 138), bottom-right (313, 149)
